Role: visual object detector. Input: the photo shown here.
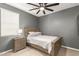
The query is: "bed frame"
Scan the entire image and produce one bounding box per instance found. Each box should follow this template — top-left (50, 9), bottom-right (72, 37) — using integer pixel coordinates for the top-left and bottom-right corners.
top-left (23, 27), bottom-right (62, 56)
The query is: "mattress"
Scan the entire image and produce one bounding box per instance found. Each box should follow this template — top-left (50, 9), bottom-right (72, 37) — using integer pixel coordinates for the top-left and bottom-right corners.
top-left (27, 35), bottom-right (58, 53)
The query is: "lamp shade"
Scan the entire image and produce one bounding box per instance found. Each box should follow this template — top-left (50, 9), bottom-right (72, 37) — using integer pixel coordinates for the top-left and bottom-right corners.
top-left (18, 29), bottom-right (22, 34)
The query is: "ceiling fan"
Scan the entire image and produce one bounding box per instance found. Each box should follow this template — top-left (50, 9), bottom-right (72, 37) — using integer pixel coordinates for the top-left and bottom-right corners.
top-left (27, 3), bottom-right (59, 14)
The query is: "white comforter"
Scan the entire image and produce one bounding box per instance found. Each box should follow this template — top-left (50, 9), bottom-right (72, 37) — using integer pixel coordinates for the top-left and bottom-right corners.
top-left (27, 35), bottom-right (58, 54)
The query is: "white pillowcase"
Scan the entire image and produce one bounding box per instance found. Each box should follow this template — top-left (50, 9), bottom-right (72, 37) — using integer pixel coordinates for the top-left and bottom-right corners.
top-left (28, 32), bottom-right (41, 37)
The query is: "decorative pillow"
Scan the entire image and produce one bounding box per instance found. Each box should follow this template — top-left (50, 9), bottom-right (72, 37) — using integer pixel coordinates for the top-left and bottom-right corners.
top-left (28, 32), bottom-right (42, 37)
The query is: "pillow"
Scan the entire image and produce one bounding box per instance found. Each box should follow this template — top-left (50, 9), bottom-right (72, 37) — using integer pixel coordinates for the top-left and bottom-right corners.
top-left (28, 32), bottom-right (42, 37)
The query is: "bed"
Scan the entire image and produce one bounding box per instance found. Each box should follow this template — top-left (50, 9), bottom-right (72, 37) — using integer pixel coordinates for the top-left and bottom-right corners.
top-left (23, 27), bottom-right (62, 56)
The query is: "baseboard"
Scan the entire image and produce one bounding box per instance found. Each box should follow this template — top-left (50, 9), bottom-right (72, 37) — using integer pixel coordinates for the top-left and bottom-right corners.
top-left (0, 49), bottom-right (12, 55)
top-left (62, 45), bottom-right (79, 51)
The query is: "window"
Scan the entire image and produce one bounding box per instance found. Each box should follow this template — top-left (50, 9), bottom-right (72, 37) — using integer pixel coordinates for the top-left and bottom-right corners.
top-left (1, 8), bottom-right (19, 36)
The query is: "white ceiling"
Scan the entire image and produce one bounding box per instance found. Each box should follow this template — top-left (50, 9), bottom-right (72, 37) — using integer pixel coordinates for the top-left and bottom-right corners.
top-left (6, 3), bottom-right (79, 17)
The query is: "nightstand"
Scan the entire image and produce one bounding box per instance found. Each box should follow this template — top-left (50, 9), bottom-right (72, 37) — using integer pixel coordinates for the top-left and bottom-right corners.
top-left (13, 37), bottom-right (26, 52)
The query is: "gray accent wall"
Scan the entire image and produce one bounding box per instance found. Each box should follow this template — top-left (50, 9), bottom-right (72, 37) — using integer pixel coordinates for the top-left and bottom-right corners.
top-left (0, 3), bottom-right (38, 52)
top-left (39, 6), bottom-right (79, 49)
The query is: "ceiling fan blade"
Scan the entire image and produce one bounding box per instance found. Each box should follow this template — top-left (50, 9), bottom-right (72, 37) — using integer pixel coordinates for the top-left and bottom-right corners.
top-left (29, 8), bottom-right (39, 11)
top-left (45, 8), bottom-right (54, 11)
top-left (39, 3), bottom-right (41, 6)
top-left (39, 3), bottom-right (43, 6)
top-left (43, 10), bottom-right (46, 14)
top-left (36, 10), bottom-right (40, 14)
top-left (44, 3), bottom-right (47, 6)
top-left (45, 3), bottom-right (59, 7)
top-left (27, 3), bottom-right (39, 7)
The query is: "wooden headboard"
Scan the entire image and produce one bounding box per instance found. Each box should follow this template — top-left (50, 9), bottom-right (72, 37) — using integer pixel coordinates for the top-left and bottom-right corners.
top-left (24, 27), bottom-right (40, 32)
top-left (23, 27), bottom-right (40, 36)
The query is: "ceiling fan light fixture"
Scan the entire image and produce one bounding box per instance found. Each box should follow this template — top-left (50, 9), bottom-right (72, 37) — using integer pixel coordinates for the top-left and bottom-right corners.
top-left (40, 7), bottom-right (44, 11)
top-left (28, 3), bottom-right (59, 14)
